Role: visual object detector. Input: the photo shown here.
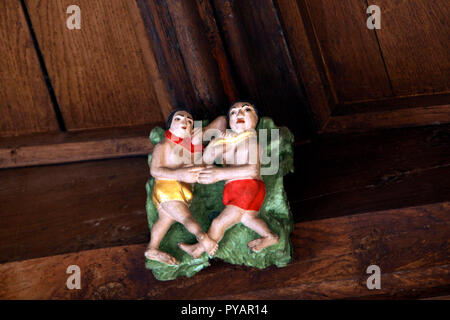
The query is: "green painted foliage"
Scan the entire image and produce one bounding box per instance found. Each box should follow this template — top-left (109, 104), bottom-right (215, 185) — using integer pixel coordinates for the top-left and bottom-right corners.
top-left (145, 118), bottom-right (294, 280)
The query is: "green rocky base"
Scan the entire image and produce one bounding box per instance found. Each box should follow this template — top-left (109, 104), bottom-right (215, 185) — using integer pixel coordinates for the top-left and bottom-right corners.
top-left (145, 118), bottom-right (294, 281)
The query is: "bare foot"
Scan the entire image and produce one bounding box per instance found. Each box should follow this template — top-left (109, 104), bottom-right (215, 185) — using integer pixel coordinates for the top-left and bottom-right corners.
top-left (145, 247), bottom-right (179, 265)
top-left (248, 234), bottom-right (279, 252)
top-left (178, 242), bottom-right (204, 259)
top-left (198, 235), bottom-right (219, 256)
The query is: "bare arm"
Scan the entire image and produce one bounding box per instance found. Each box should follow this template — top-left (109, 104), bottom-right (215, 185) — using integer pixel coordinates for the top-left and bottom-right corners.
top-left (198, 142), bottom-right (261, 184)
top-left (150, 144), bottom-right (202, 183)
top-left (192, 115), bottom-right (227, 146)
top-left (205, 115), bottom-right (227, 133)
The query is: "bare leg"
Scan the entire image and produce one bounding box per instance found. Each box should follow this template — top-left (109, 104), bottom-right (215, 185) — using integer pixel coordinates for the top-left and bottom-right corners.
top-left (242, 211), bottom-right (279, 252)
top-left (161, 201), bottom-right (218, 256)
top-left (208, 205), bottom-right (243, 243)
top-left (144, 209), bottom-right (178, 265)
top-left (179, 205), bottom-right (242, 258)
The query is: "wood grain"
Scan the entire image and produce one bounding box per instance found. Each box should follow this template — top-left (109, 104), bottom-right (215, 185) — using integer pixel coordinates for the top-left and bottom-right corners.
top-left (324, 105), bottom-right (450, 133)
top-left (0, 202), bottom-right (448, 299)
top-left (303, 0), bottom-right (393, 103)
top-left (0, 125), bottom-right (448, 263)
top-left (212, 0), bottom-right (313, 139)
top-left (335, 92), bottom-right (450, 116)
top-left (291, 165), bottom-right (450, 223)
top-left (165, 0), bottom-right (228, 118)
top-left (0, 157), bottom-right (150, 264)
top-left (273, 0), bottom-right (450, 132)
top-left (275, 0), bottom-right (333, 130)
top-left (124, 0), bottom-right (174, 120)
top-left (24, 0), bottom-right (164, 130)
top-left (375, 0), bottom-right (450, 96)
top-left (0, 0), bottom-right (59, 137)
top-left (195, 0), bottom-right (238, 103)
top-left (138, 0), bottom-right (199, 115)
top-left (288, 124), bottom-right (450, 221)
top-left (0, 124), bottom-right (158, 169)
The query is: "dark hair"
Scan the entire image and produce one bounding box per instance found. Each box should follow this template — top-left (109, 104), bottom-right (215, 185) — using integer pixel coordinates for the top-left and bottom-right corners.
top-left (166, 108), bottom-right (192, 129)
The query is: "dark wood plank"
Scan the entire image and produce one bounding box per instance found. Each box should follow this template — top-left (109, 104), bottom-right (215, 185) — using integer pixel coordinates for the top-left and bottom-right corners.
top-left (25, 0), bottom-right (164, 130)
top-left (422, 295), bottom-right (450, 300)
top-left (288, 124), bottom-right (450, 221)
top-left (212, 0), bottom-right (313, 139)
top-left (125, 0), bottom-right (174, 120)
top-left (0, 125), bottom-right (448, 263)
top-left (324, 105), bottom-right (450, 133)
top-left (212, 265), bottom-right (450, 300)
top-left (0, 202), bottom-right (448, 299)
top-left (293, 124), bottom-right (450, 197)
top-left (0, 157), bottom-right (150, 263)
top-left (164, 0), bottom-right (228, 118)
top-left (303, 0), bottom-right (393, 103)
top-left (375, 0), bottom-right (450, 96)
top-left (194, 0), bottom-right (238, 103)
top-left (0, 0), bottom-right (59, 137)
top-left (275, 0), bottom-right (333, 130)
top-left (334, 93), bottom-right (450, 116)
top-left (138, 0), bottom-right (199, 116)
top-left (291, 166), bottom-right (450, 223)
top-left (0, 124), bottom-right (158, 169)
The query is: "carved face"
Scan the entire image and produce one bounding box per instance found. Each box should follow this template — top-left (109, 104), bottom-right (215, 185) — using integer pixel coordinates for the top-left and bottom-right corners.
top-left (169, 111), bottom-right (194, 138)
top-left (229, 102), bottom-right (258, 133)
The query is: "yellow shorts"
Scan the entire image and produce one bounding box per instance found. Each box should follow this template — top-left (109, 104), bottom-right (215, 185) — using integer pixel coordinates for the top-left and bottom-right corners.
top-left (152, 179), bottom-right (193, 208)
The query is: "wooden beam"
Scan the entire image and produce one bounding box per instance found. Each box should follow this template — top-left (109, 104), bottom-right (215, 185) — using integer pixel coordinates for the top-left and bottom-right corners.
top-left (323, 105), bottom-right (450, 134)
top-left (335, 92), bottom-right (450, 116)
top-left (137, 0), bottom-right (199, 113)
top-left (0, 202), bottom-right (448, 299)
top-left (165, 0), bottom-right (228, 118)
top-left (289, 124), bottom-right (450, 221)
top-left (422, 295), bottom-right (450, 300)
top-left (0, 157), bottom-right (150, 264)
top-left (275, 0), bottom-right (333, 130)
top-left (212, 265), bottom-right (450, 300)
top-left (291, 165), bottom-right (450, 223)
top-left (125, 0), bottom-right (174, 120)
top-left (0, 125), bottom-right (448, 263)
top-left (194, 0), bottom-right (238, 103)
top-left (0, 124), bottom-right (158, 169)
top-left (212, 0), bottom-right (314, 139)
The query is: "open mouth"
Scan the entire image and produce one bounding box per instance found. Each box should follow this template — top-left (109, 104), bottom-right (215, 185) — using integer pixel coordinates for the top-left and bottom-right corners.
top-left (237, 119), bottom-right (245, 124)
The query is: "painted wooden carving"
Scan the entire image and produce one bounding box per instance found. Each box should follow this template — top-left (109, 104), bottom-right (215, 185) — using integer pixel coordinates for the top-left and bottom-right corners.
top-left (145, 102), bottom-right (294, 280)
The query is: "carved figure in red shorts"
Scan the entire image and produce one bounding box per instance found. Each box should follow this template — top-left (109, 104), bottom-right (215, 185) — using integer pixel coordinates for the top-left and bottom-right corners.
top-left (179, 101), bottom-right (279, 258)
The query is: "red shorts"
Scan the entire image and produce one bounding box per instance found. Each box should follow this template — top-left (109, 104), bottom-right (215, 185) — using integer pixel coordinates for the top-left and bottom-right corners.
top-left (223, 179), bottom-right (266, 211)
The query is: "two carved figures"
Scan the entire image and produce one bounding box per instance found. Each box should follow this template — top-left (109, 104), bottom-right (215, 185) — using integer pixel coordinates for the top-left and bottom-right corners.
top-left (145, 101), bottom-right (281, 267)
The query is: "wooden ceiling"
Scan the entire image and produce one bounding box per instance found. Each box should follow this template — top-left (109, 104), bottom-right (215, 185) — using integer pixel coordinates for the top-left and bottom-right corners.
top-left (0, 0), bottom-right (448, 140)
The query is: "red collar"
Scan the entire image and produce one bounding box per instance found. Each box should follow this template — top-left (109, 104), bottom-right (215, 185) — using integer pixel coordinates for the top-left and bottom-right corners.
top-left (165, 130), bottom-right (204, 153)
